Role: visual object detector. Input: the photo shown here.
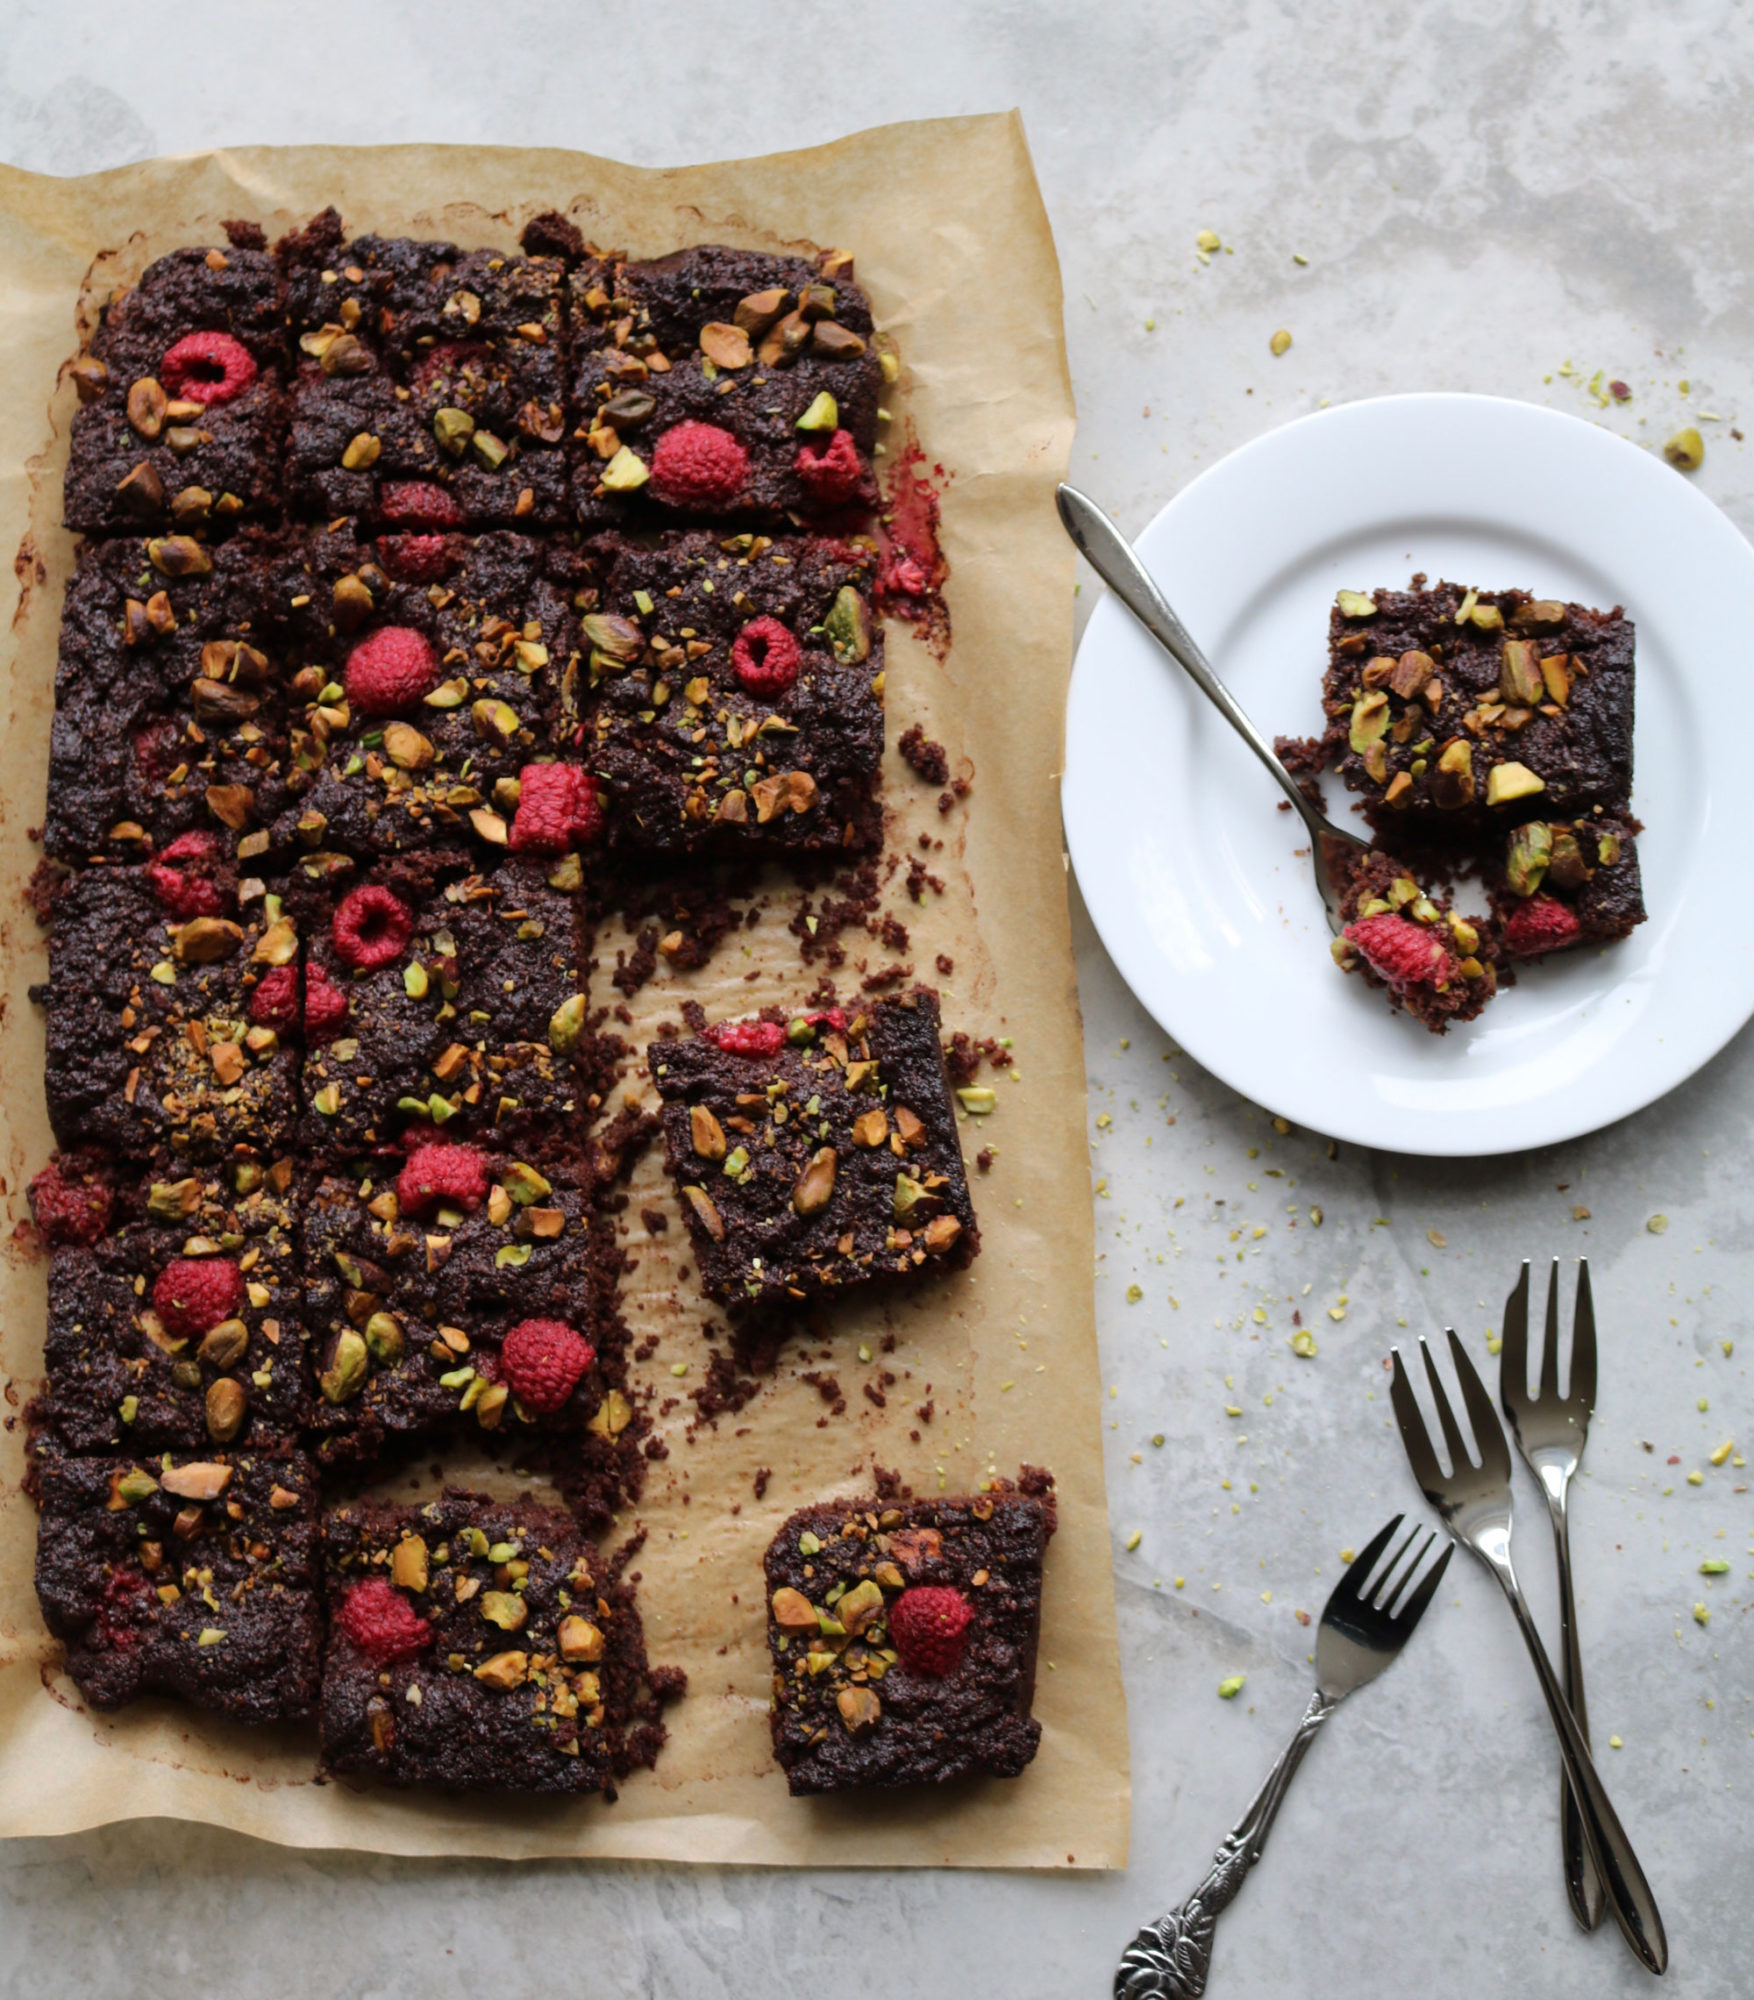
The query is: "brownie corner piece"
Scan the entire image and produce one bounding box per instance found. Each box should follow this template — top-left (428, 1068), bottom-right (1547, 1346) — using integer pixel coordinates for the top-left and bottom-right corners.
top-left (1489, 812), bottom-right (1646, 962)
top-left (763, 1475), bottom-right (1054, 1795)
top-left (1333, 850), bottom-right (1499, 1033)
top-left (649, 988), bottom-right (979, 1312)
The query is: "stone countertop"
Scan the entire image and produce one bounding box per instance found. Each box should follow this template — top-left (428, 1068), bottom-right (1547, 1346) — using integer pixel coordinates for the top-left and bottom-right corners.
top-left (2, 3), bottom-right (1750, 1993)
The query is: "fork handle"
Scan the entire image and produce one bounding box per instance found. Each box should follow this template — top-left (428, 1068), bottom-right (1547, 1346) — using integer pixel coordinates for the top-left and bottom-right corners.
top-left (1114, 1690), bottom-right (1338, 1998)
top-left (1550, 1496), bottom-right (1607, 1932)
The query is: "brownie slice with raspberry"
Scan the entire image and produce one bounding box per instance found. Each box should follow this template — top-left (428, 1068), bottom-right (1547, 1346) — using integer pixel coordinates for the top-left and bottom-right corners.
top-left (572, 530), bottom-right (883, 855)
top-left (763, 1474), bottom-right (1054, 1795)
top-left (273, 522), bottom-right (590, 861)
top-left (1487, 813), bottom-right (1646, 963)
top-left (45, 531), bottom-right (299, 866)
top-left (320, 1489), bottom-right (681, 1794)
top-left (1331, 849), bottom-right (1500, 1034)
top-left (64, 243), bottom-right (289, 535)
top-left (300, 1139), bottom-right (618, 1471)
top-left (34, 1446), bottom-right (322, 1722)
top-left (293, 853), bottom-right (596, 1156)
top-left (649, 988), bottom-right (979, 1311)
top-left (35, 859), bottom-right (302, 1162)
top-left (33, 1154), bottom-right (306, 1458)
top-left (568, 246), bottom-right (884, 530)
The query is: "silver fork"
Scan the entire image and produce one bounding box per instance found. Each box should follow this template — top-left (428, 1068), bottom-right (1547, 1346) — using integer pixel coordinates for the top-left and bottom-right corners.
top-left (1390, 1331), bottom-right (1667, 1976)
top-left (1502, 1259), bottom-right (1603, 1932)
top-left (1114, 1517), bottom-right (1454, 1998)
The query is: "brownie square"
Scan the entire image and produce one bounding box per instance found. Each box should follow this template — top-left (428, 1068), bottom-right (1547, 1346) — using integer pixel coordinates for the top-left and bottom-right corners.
top-left (649, 989), bottom-right (979, 1311)
top-left (1322, 583), bottom-right (1636, 839)
top-left (45, 532), bottom-right (298, 865)
top-left (296, 854), bottom-right (595, 1156)
top-left (763, 1480), bottom-right (1053, 1794)
top-left (65, 244), bottom-right (288, 534)
top-left (34, 1446), bottom-right (321, 1723)
top-left (320, 1489), bottom-right (676, 1794)
top-left (1332, 850), bottom-right (1500, 1034)
top-left (568, 247), bottom-right (883, 529)
top-left (274, 523), bottom-right (588, 861)
top-left (37, 1155), bottom-right (306, 1456)
top-left (575, 530), bottom-right (884, 856)
top-left (1488, 813), bottom-right (1647, 961)
top-left (37, 863), bottom-right (302, 1163)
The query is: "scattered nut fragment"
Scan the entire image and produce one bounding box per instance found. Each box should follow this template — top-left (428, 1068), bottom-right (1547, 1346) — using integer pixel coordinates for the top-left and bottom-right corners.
top-left (1335, 589), bottom-right (1377, 619)
top-left (689, 1104), bottom-right (727, 1161)
top-left (1269, 328), bottom-right (1292, 357)
top-left (771, 1587), bottom-right (819, 1630)
top-left (1485, 760), bottom-right (1545, 807)
top-left (699, 321), bottom-right (753, 369)
top-left (837, 1686), bottom-right (882, 1734)
top-left (391, 1535), bottom-right (429, 1591)
top-left (792, 1147), bottom-right (838, 1217)
top-left (473, 1650), bottom-right (529, 1690)
top-left (1664, 427), bottom-right (1704, 471)
top-left (682, 1184), bottom-right (726, 1240)
top-left (160, 1461), bottom-right (233, 1501)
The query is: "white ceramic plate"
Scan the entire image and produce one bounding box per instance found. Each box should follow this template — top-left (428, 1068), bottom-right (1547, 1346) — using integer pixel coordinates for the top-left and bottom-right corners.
top-left (1063, 393), bottom-right (1754, 1157)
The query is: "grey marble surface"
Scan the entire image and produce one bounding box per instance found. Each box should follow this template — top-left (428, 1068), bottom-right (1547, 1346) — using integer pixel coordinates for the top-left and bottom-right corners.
top-left (3, 2), bottom-right (1752, 1992)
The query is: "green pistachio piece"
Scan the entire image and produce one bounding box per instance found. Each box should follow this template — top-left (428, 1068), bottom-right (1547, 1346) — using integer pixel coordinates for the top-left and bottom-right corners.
top-left (319, 1329), bottom-right (368, 1405)
top-left (823, 585), bottom-right (872, 665)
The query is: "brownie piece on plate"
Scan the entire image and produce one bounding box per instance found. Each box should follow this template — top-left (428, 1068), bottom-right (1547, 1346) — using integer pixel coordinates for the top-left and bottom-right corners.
top-left (34, 1446), bottom-right (321, 1722)
top-left (33, 1154), bottom-right (305, 1457)
top-left (1331, 849), bottom-right (1499, 1033)
top-left (64, 243), bottom-right (288, 534)
top-left (568, 246), bottom-right (883, 529)
top-left (36, 860), bottom-right (302, 1162)
top-left (648, 989), bottom-right (978, 1311)
top-left (572, 530), bottom-right (883, 856)
top-left (763, 1477), bottom-right (1054, 1794)
top-left (1322, 583), bottom-right (1635, 839)
top-left (1488, 813), bottom-right (1647, 962)
top-left (320, 1489), bottom-right (679, 1794)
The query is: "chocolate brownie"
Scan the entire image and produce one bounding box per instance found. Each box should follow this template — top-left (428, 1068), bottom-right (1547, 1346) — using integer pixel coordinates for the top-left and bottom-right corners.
top-left (36, 862), bottom-right (302, 1162)
top-left (1488, 813), bottom-right (1647, 962)
top-left (36, 1156), bottom-right (306, 1456)
top-left (763, 1479), bottom-right (1053, 1794)
top-left (45, 532), bottom-right (298, 864)
top-left (274, 522), bottom-right (587, 861)
top-left (64, 244), bottom-right (288, 534)
top-left (295, 853), bottom-right (595, 1155)
top-left (569, 247), bottom-right (883, 529)
top-left (574, 530), bottom-right (883, 855)
top-left (1322, 583), bottom-right (1635, 839)
top-left (34, 1446), bottom-right (321, 1722)
top-left (1332, 850), bottom-right (1499, 1033)
top-left (320, 1490), bottom-right (678, 1793)
top-left (649, 989), bottom-right (979, 1311)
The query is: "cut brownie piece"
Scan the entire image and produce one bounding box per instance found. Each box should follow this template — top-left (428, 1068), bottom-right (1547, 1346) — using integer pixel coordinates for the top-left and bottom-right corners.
top-left (574, 530), bottom-right (883, 856)
top-left (569, 246), bottom-right (882, 529)
top-left (295, 853), bottom-right (595, 1156)
top-left (1323, 583), bottom-right (1635, 839)
top-left (1333, 850), bottom-right (1499, 1033)
top-left (649, 989), bottom-right (979, 1311)
top-left (301, 1139), bottom-right (617, 1470)
top-left (34, 1446), bottom-right (321, 1722)
top-left (320, 1489), bottom-right (679, 1794)
top-left (764, 1477), bottom-right (1053, 1795)
top-left (45, 532), bottom-right (297, 865)
top-left (1489, 813), bottom-right (1646, 962)
top-left (34, 1155), bottom-right (305, 1456)
top-left (65, 243), bottom-right (288, 534)
top-left (36, 861), bottom-right (302, 1162)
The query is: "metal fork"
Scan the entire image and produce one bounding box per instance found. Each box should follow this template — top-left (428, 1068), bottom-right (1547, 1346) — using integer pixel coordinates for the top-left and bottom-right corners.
top-left (1502, 1259), bottom-right (1603, 1932)
top-left (1114, 1517), bottom-right (1454, 1998)
top-left (1390, 1331), bottom-right (1667, 1976)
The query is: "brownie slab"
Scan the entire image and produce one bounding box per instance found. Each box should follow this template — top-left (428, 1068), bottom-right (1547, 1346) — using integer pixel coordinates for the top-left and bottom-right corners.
top-left (320, 1490), bottom-right (677, 1794)
top-left (1332, 850), bottom-right (1499, 1034)
top-left (764, 1480), bottom-right (1053, 1794)
top-left (1488, 813), bottom-right (1646, 961)
top-left (35, 1446), bottom-right (321, 1722)
top-left (649, 989), bottom-right (979, 1311)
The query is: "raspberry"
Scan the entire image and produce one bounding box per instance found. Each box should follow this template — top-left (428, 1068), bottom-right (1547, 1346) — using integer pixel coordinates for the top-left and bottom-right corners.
top-left (152, 1257), bottom-right (243, 1341)
top-left (411, 341), bottom-right (485, 398)
top-left (889, 1586), bottom-right (973, 1676)
top-left (500, 1319), bottom-right (596, 1414)
top-left (648, 422), bottom-right (749, 509)
top-left (28, 1158), bottom-right (112, 1246)
top-left (807, 1007), bottom-right (847, 1032)
top-left (509, 763), bottom-right (605, 854)
top-left (332, 884), bottom-right (414, 972)
top-left (335, 1577), bottom-right (433, 1664)
top-left (96, 1567), bottom-right (152, 1649)
top-left (344, 626), bottom-right (438, 716)
top-left (793, 428), bottom-right (865, 507)
top-left (377, 533), bottom-right (456, 583)
top-left (304, 964), bottom-right (350, 1041)
top-left (705, 1019), bottom-right (786, 1058)
top-left (1503, 895), bottom-right (1582, 959)
top-left (145, 831), bottom-right (225, 919)
top-left (380, 481), bottom-right (464, 529)
top-left (159, 331), bottom-right (258, 408)
top-left (397, 1142), bottom-right (490, 1216)
top-left (731, 617), bottom-right (802, 699)
top-left (1342, 914), bottom-right (1456, 991)
top-left (130, 716), bottom-right (179, 785)
top-left (248, 964), bottom-right (301, 1035)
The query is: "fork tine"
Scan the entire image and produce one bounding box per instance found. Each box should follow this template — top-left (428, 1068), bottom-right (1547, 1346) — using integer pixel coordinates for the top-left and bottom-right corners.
top-left (1540, 1258), bottom-right (1562, 1400)
top-left (1370, 1523), bottom-right (1425, 1608)
top-left (1390, 1351), bottom-right (1447, 1505)
top-left (1393, 1539), bottom-right (1455, 1631)
top-left (1421, 1336), bottom-right (1476, 1474)
top-left (1383, 1529), bottom-right (1438, 1614)
top-left (1446, 1328), bottom-right (1513, 1479)
top-left (1571, 1257), bottom-right (1598, 1410)
top-left (1501, 1259), bottom-right (1531, 1412)
top-left (1338, 1514), bottom-right (1404, 1602)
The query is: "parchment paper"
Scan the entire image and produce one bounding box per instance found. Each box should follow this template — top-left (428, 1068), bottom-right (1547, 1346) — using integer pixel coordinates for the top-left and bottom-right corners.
top-left (0, 113), bottom-right (1129, 1867)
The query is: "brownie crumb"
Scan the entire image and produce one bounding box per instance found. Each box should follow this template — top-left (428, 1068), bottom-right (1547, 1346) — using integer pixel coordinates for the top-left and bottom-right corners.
top-left (521, 210), bottom-right (587, 261)
top-left (935, 954), bottom-right (954, 975)
top-left (752, 1467), bottom-right (771, 1500)
top-left (222, 219), bottom-right (267, 251)
top-left (640, 1208), bottom-right (668, 1234)
top-left (898, 724), bottom-right (950, 786)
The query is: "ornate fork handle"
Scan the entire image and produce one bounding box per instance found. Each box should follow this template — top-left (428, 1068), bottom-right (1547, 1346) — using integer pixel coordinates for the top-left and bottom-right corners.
top-left (1115, 1691), bottom-right (1338, 2000)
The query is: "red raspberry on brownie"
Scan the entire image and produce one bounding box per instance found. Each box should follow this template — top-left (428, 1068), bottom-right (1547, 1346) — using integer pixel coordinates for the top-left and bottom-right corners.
top-left (509, 763), bottom-right (605, 853)
top-left (376, 533), bottom-right (456, 583)
top-left (500, 1318), bottom-right (596, 1413)
top-left (159, 330), bottom-right (259, 408)
top-left (303, 964), bottom-right (349, 1041)
top-left (1342, 913), bottom-right (1457, 990)
top-left (793, 428), bottom-right (865, 508)
top-left (731, 617), bottom-right (802, 699)
top-left (1503, 895), bottom-right (1584, 958)
top-left (344, 626), bottom-right (438, 715)
top-left (335, 1576), bottom-right (434, 1665)
top-left (145, 830), bottom-right (226, 919)
top-left (28, 1157), bottom-right (112, 1246)
top-left (397, 1142), bottom-right (490, 1217)
top-left (248, 964), bottom-right (301, 1035)
top-left (379, 481), bottom-right (465, 530)
top-left (704, 1018), bottom-right (787, 1058)
top-left (151, 1257), bottom-right (243, 1341)
top-left (332, 885), bottom-right (414, 971)
top-left (888, 1585), bottom-right (974, 1677)
top-left (649, 422), bottom-right (749, 509)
